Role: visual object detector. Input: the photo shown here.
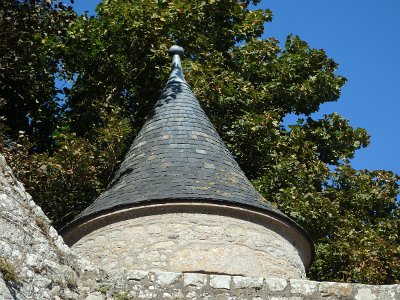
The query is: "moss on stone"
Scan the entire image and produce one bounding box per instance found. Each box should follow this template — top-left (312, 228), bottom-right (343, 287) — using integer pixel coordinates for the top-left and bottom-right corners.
top-left (95, 284), bottom-right (111, 294)
top-left (112, 291), bottom-right (130, 300)
top-left (0, 256), bottom-right (19, 283)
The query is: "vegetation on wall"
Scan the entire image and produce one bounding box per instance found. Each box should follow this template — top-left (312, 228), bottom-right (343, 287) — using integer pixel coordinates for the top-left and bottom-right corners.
top-left (1, 0), bottom-right (399, 284)
top-left (0, 256), bottom-right (19, 283)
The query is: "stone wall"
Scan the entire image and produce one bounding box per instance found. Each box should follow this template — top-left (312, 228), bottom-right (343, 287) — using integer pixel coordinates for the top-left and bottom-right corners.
top-left (72, 212), bottom-right (305, 279)
top-left (81, 269), bottom-right (400, 300)
top-left (0, 155), bottom-right (99, 299)
top-left (1, 154), bottom-right (399, 300)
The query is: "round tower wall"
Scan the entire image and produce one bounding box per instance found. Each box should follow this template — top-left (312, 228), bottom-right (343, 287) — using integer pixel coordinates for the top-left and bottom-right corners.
top-left (70, 205), bottom-right (308, 279)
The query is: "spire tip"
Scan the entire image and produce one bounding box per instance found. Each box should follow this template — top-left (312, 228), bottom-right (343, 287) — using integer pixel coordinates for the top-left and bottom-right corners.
top-left (168, 45), bottom-right (184, 57)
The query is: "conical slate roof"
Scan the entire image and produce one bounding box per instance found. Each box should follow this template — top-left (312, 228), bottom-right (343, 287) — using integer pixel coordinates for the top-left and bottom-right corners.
top-left (72, 46), bottom-right (289, 223)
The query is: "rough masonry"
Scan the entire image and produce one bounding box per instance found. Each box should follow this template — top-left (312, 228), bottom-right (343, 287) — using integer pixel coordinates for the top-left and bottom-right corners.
top-left (72, 211), bottom-right (305, 278)
top-left (0, 154), bottom-right (100, 299)
top-left (0, 152), bottom-right (400, 299)
top-left (76, 269), bottom-right (400, 300)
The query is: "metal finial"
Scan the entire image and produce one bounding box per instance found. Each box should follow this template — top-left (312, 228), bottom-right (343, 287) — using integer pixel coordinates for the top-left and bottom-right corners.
top-left (168, 45), bottom-right (184, 57)
top-left (167, 45), bottom-right (186, 84)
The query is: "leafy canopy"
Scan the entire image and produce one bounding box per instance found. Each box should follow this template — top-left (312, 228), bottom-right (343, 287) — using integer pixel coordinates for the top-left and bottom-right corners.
top-left (0, 0), bottom-right (398, 284)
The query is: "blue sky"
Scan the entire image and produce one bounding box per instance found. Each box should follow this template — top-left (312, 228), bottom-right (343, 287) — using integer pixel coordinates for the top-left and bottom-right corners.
top-left (71, 0), bottom-right (400, 175)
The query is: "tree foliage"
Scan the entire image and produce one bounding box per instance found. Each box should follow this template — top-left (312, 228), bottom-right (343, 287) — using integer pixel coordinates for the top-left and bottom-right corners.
top-left (1, 0), bottom-right (399, 284)
top-left (0, 0), bottom-right (75, 150)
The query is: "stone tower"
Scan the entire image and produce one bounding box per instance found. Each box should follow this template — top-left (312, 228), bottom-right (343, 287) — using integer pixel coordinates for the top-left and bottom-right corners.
top-left (61, 46), bottom-right (313, 279)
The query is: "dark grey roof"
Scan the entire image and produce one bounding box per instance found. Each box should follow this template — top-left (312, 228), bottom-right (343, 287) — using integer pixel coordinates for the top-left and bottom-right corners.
top-left (71, 46), bottom-right (289, 223)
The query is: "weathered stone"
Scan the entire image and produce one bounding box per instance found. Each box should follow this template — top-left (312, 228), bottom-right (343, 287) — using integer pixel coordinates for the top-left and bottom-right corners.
top-left (0, 154), bottom-right (91, 300)
top-left (319, 281), bottom-right (352, 297)
top-left (270, 297), bottom-right (304, 300)
top-left (162, 292), bottom-right (173, 299)
top-left (186, 290), bottom-right (197, 299)
top-left (354, 287), bottom-right (377, 300)
top-left (72, 213), bottom-right (305, 279)
top-left (85, 292), bottom-right (105, 300)
top-left (233, 276), bottom-right (263, 289)
top-left (0, 277), bottom-right (13, 300)
top-left (199, 292), bottom-right (214, 300)
top-left (265, 278), bottom-right (288, 292)
top-left (212, 292), bottom-right (231, 299)
top-left (63, 288), bottom-right (79, 300)
top-left (290, 279), bottom-right (318, 296)
top-left (137, 288), bottom-right (157, 299)
top-left (375, 285), bottom-right (399, 300)
top-left (210, 275), bottom-right (231, 289)
top-left (25, 253), bottom-right (40, 267)
top-left (127, 270), bottom-right (149, 281)
top-left (155, 271), bottom-right (181, 287)
top-left (183, 273), bottom-right (207, 287)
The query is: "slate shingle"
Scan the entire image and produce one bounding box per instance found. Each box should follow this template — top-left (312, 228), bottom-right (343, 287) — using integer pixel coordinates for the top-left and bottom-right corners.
top-left (68, 46), bottom-right (294, 226)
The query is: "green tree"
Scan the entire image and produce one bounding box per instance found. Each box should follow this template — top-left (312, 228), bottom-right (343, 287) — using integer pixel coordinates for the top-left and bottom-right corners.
top-left (0, 0), bottom-right (75, 151)
top-left (1, 0), bottom-right (398, 284)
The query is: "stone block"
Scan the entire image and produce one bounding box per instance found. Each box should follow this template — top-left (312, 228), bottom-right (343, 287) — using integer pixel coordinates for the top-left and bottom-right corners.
top-left (319, 281), bottom-right (352, 297)
top-left (127, 270), bottom-right (149, 281)
top-left (155, 271), bottom-right (181, 287)
top-left (265, 278), bottom-right (287, 292)
top-left (233, 276), bottom-right (263, 289)
top-left (354, 287), bottom-right (378, 300)
top-left (210, 275), bottom-right (231, 289)
top-left (25, 253), bottom-right (40, 268)
top-left (183, 273), bottom-right (207, 288)
top-left (290, 279), bottom-right (318, 296)
top-left (375, 285), bottom-right (400, 300)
